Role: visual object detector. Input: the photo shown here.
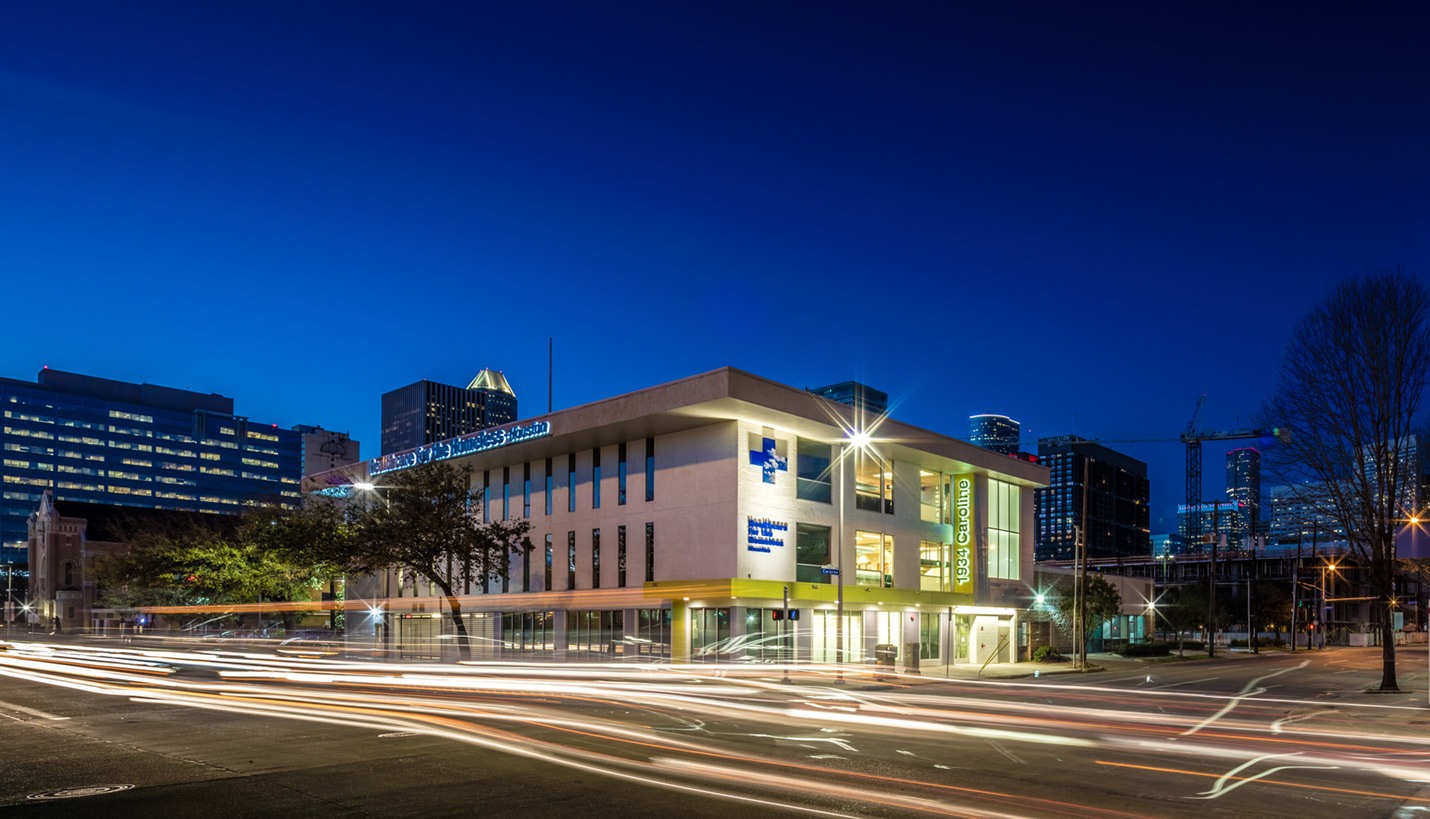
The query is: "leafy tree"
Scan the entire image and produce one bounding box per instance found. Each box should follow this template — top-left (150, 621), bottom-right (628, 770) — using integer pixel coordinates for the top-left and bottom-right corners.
top-left (1259, 269), bottom-right (1430, 692)
top-left (344, 462), bottom-right (532, 661)
top-left (1052, 573), bottom-right (1122, 656)
top-left (95, 505), bottom-right (336, 631)
top-left (1158, 583), bottom-right (1217, 656)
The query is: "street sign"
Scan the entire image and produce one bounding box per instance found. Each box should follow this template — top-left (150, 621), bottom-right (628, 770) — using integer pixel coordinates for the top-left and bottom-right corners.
top-left (820, 566), bottom-right (840, 576)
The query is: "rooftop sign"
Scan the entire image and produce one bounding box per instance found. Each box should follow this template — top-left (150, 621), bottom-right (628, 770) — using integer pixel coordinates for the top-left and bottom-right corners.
top-left (370, 420), bottom-right (551, 476)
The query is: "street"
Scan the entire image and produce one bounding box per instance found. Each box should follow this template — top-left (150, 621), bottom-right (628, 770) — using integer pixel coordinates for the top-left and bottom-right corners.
top-left (1, 638), bottom-right (1428, 818)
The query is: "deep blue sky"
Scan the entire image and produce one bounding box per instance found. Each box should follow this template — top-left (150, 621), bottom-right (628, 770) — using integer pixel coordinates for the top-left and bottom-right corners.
top-left (3, 2), bottom-right (1427, 532)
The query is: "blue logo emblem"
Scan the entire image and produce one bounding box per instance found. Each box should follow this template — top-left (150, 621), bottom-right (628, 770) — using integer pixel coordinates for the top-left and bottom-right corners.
top-left (748, 431), bottom-right (787, 484)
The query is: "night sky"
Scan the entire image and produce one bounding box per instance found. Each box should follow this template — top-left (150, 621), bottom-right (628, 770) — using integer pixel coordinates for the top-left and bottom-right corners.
top-left (3, 2), bottom-right (1426, 532)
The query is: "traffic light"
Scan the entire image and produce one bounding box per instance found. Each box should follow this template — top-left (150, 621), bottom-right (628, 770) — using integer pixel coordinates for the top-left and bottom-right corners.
top-left (771, 610), bottom-right (783, 621)
top-left (788, 609), bottom-right (800, 621)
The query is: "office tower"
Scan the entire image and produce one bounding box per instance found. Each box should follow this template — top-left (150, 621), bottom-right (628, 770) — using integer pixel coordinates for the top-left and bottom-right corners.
top-left (807, 381), bottom-right (888, 415)
top-left (1, 367), bottom-right (303, 565)
top-left (1225, 448), bottom-right (1261, 546)
top-left (970, 414), bottom-right (1020, 455)
top-left (1034, 435), bottom-right (1151, 562)
top-left (292, 425), bottom-right (361, 477)
top-left (380, 368), bottom-right (519, 456)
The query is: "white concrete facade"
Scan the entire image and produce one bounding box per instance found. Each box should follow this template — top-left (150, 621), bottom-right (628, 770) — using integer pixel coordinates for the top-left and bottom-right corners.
top-left (312, 368), bottom-right (1049, 665)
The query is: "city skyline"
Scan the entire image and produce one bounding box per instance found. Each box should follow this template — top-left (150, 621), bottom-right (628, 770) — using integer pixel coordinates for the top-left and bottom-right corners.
top-left (2, 3), bottom-right (1426, 531)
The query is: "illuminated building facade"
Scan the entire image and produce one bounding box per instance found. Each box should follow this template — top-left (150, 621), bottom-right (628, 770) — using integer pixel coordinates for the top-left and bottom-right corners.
top-left (2, 368), bottom-right (302, 568)
top-left (316, 368), bottom-right (1047, 667)
top-left (380, 369), bottom-right (518, 456)
top-left (293, 425), bottom-right (361, 477)
top-left (1225, 448), bottom-right (1261, 545)
top-left (1033, 436), bottom-right (1151, 562)
top-left (969, 414), bottom-right (1020, 456)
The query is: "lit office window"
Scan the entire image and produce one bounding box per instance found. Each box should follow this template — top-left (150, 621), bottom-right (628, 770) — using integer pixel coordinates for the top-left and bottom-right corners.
top-left (920, 541), bottom-right (950, 591)
top-left (618, 442), bottom-right (627, 505)
top-left (855, 530), bottom-right (893, 588)
top-left (920, 470), bottom-right (943, 522)
top-left (988, 479), bottom-right (1021, 580)
top-left (592, 528), bottom-right (601, 589)
top-left (854, 452), bottom-right (885, 513)
top-left (592, 449), bottom-right (601, 509)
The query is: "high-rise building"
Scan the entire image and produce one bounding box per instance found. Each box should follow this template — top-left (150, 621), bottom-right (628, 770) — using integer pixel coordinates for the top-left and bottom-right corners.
top-left (807, 381), bottom-right (888, 416)
top-left (292, 425), bottom-right (361, 477)
top-left (1, 367), bottom-right (304, 570)
top-left (970, 414), bottom-right (1020, 455)
top-left (1177, 501), bottom-right (1247, 548)
top-left (380, 369), bottom-right (519, 456)
top-left (1225, 448), bottom-right (1261, 546)
top-left (1034, 436), bottom-right (1151, 562)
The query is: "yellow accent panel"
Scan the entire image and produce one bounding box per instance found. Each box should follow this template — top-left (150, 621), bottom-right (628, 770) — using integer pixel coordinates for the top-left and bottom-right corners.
top-left (645, 579), bottom-right (972, 608)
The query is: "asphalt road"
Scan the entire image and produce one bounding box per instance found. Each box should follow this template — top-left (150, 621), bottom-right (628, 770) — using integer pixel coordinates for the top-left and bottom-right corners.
top-left (1, 638), bottom-right (1427, 819)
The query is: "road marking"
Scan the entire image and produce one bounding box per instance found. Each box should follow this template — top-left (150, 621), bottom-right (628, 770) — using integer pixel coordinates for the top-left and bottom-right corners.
top-left (0, 700), bottom-right (69, 721)
top-left (1155, 677), bottom-right (1217, 689)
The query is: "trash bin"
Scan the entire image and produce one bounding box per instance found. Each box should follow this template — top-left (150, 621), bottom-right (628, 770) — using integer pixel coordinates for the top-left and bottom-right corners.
top-left (904, 641), bottom-right (922, 675)
top-left (874, 643), bottom-right (897, 678)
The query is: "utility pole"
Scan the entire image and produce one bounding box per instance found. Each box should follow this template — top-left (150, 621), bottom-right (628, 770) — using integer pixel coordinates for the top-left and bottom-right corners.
top-left (1207, 501), bottom-right (1221, 658)
top-left (1077, 455), bottom-right (1092, 669)
top-left (1290, 535), bottom-right (1301, 652)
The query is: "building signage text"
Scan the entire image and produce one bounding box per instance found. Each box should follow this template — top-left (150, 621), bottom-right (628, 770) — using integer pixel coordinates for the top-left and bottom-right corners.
top-left (370, 420), bottom-right (552, 476)
top-left (953, 473), bottom-right (974, 593)
top-left (747, 516), bottom-right (788, 553)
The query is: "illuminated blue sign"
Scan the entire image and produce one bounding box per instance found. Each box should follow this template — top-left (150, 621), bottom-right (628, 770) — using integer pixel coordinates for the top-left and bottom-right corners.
top-left (370, 420), bottom-right (552, 476)
top-left (747, 516), bottom-right (788, 553)
top-left (748, 431), bottom-right (788, 484)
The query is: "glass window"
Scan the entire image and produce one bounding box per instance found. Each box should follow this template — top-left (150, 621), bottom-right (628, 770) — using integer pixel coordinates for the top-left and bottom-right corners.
top-left (568, 454), bottom-right (576, 513)
top-left (645, 521), bottom-right (655, 582)
top-left (592, 448), bottom-right (601, 509)
top-left (854, 451), bottom-right (893, 513)
top-left (645, 437), bottom-right (654, 502)
top-left (567, 531), bottom-right (576, 590)
top-left (545, 458), bottom-right (553, 516)
top-left (920, 540), bottom-right (949, 591)
top-left (988, 479), bottom-right (1021, 580)
top-left (919, 613), bottom-right (940, 660)
top-left (617, 525), bottom-right (627, 588)
top-left (544, 534), bottom-right (553, 591)
top-left (855, 530), bottom-right (893, 588)
top-left (592, 528), bottom-right (601, 589)
top-left (920, 470), bottom-right (943, 522)
top-left (523, 462), bottom-right (531, 518)
top-left (502, 466), bottom-right (510, 521)
top-left (618, 442), bottom-right (627, 505)
top-left (796, 439), bottom-right (832, 503)
top-left (482, 471), bottom-right (490, 523)
top-left (795, 523), bottom-right (831, 584)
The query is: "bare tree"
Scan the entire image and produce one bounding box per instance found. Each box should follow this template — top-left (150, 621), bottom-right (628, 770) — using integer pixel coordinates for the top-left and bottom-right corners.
top-left (1260, 269), bottom-right (1430, 692)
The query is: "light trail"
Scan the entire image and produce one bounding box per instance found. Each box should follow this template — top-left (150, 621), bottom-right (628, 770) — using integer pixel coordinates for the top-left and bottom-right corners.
top-left (2, 639), bottom-right (1428, 818)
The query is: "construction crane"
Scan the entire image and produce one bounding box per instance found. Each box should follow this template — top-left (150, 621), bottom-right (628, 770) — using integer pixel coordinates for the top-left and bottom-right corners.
top-left (1018, 396), bottom-right (1276, 543)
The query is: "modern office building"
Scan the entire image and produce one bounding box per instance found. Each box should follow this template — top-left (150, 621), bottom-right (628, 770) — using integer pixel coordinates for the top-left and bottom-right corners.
top-left (1225, 448), bottom-right (1261, 545)
top-left (313, 367), bottom-right (1048, 666)
top-left (1177, 501), bottom-right (1248, 548)
top-left (1, 368), bottom-right (303, 566)
top-left (969, 414), bottom-right (1020, 456)
top-left (380, 369), bottom-right (519, 456)
top-left (807, 381), bottom-right (888, 416)
top-left (1033, 436), bottom-right (1151, 562)
top-left (1151, 533), bottom-right (1188, 558)
top-left (293, 425), bottom-right (361, 477)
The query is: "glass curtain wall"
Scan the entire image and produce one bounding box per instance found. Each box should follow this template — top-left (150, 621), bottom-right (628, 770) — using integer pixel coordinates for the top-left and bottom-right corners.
top-left (633, 608), bottom-right (670, 658)
top-left (811, 611), bottom-right (864, 662)
top-left (690, 607), bottom-right (731, 662)
top-left (920, 541), bottom-right (950, 591)
top-left (855, 530), bottom-right (893, 587)
top-left (988, 479), bottom-right (1021, 580)
top-left (920, 470), bottom-right (944, 522)
top-left (567, 610), bottom-right (624, 659)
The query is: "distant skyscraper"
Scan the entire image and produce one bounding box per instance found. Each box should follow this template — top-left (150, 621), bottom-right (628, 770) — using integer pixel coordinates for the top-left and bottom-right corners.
top-left (1034, 436), bottom-right (1151, 562)
top-left (1177, 501), bottom-right (1245, 548)
top-left (969, 414), bottom-right (1020, 455)
top-left (807, 381), bottom-right (888, 415)
top-left (380, 369), bottom-right (519, 456)
top-left (1225, 448), bottom-right (1261, 546)
top-left (292, 425), bottom-right (361, 477)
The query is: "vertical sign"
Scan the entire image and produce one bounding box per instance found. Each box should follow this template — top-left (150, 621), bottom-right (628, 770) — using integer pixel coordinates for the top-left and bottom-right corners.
top-left (953, 473), bottom-right (975, 594)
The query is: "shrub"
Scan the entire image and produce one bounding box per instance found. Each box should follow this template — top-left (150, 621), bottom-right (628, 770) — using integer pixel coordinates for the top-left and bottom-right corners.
top-left (1032, 645), bottom-right (1065, 663)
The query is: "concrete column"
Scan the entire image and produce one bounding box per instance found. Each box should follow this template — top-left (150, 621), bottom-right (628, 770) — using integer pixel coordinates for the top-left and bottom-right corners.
top-left (671, 600), bottom-right (689, 663)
